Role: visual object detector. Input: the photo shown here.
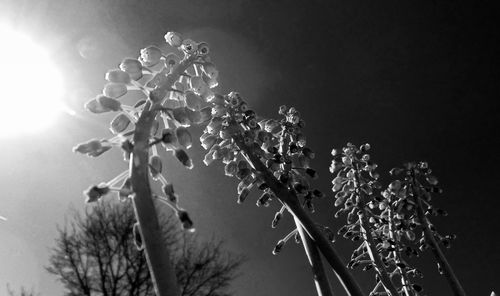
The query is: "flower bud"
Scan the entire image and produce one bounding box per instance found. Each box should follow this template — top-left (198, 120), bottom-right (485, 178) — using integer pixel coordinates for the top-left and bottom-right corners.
top-left (149, 155), bottom-right (163, 180)
top-left (105, 69), bottom-right (131, 84)
top-left (103, 82), bottom-right (127, 99)
top-left (163, 53), bottom-right (181, 70)
top-left (164, 31), bottom-right (183, 47)
top-left (177, 210), bottom-right (195, 232)
top-left (110, 113), bottom-right (131, 134)
top-left (224, 161), bottom-right (238, 177)
top-left (256, 191), bottom-right (272, 207)
top-left (360, 143), bottom-right (371, 152)
top-left (85, 98), bottom-right (112, 114)
top-left (73, 139), bottom-right (111, 157)
top-left (161, 128), bottom-right (177, 145)
top-left (96, 95), bottom-right (121, 111)
top-left (199, 106), bottom-right (212, 123)
top-left (272, 240), bottom-right (285, 255)
top-left (211, 105), bottom-right (226, 118)
top-left (197, 132), bottom-right (216, 148)
top-left (197, 42), bottom-right (210, 56)
top-left (184, 91), bottom-right (203, 111)
top-left (272, 212), bottom-right (282, 228)
top-left (181, 39), bottom-right (198, 55)
top-left (203, 150), bottom-right (216, 166)
top-left (119, 58), bottom-right (143, 80)
top-left (149, 88), bottom-right (168, 103)
top-left (139, 45), bottom-right (162, 67)
top-left (162, 183), bottom-right (177, 203)
top-left (235, 168), bottom-right (251, 180)
top-left (174, 148), bottom-right (193, 169)
top-left (206, 118), bottom-right (224, 136)
top-left (84, 183), bottom-right (110, 203)
top-left (172, 107), bottom-right (191, 126)
top-left (305, 168), bottom-right (318, 179)
top-left (176, 127), bottom-right (192, 149)
top-left (237, 188), bottom-right (250, 204)
top-left (190, 76), bottom-right (209, 95)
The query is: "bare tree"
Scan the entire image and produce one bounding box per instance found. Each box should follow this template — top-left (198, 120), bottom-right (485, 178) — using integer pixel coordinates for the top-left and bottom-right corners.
top-left (46, 200), bottom-right (241, 296)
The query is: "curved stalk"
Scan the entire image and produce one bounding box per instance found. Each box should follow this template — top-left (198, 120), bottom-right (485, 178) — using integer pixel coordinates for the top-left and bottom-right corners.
top-left (411, 181), bottom-right (467, 296)
top-left (131, 108), bottom-right (180, 296)
top-left (294, 216), bottom-right (334, 296)
top-left (130, 56), bottom-right (196, 296)
top-left (233, 135), bottom-right (365, 296)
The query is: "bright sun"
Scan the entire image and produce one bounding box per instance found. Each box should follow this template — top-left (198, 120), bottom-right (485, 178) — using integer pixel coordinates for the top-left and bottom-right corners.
top-left (0, 26), bottom-right (64, 137)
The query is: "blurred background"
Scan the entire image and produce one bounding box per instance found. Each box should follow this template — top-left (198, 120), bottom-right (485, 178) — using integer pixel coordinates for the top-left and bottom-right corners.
top-left (0, 0), bottom-right (498, 295)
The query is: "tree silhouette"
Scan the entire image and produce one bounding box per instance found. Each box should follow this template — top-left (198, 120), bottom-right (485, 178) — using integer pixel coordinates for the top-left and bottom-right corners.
top-left (46, 200), bottom-right (241, 296)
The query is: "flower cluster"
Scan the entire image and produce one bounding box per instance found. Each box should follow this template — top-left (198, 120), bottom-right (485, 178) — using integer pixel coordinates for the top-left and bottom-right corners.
top-left (330, 143), bottom-right (423, 296)
top-left (199, 96), bottom-right (327, 253)
top-left (387, 162), bottom-right (457, 269)
top-left (74, 32), bottom-right (220, 232)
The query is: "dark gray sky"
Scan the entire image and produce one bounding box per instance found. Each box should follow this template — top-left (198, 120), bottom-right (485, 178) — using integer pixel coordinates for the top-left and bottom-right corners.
top-left (0, 0), bottom-right (498, 295)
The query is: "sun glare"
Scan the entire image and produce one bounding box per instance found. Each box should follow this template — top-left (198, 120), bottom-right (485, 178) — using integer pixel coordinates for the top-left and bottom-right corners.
top-left (0, 26), bottom-right (64, 137)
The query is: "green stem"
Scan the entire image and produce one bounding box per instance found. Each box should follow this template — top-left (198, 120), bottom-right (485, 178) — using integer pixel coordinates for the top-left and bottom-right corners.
top-left (411, 181), bottom-right (467, 296)
top-left (294, 216), bottom-right (335, 296)
top-left (233, 135), bottom-right (365, 296)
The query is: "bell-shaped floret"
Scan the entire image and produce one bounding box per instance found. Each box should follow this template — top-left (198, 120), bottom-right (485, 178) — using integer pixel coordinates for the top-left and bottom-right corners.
top-left (96, 95), bottom-right (122, 111)
top-left (103, 82), bottom-right (127, 99)
top-left (139, 45), bottom-right (163, 67)
top-left (161, 128), bottom-right (177, 146)
top-left (181, 39), bottom-right (198, 55)
top-left (85, 97), bottom-right (113, 114)
top-left (176, 127), bottom-right (192, 149)
top-left (105, 69), bottom-right (131, 84)
top-left (119, 58), bottom-right (143, 80)
top-left (84, 183), bottom-right (110, 203)
top-left (149, 155), bottom-right (163, 180)
top-left (172, 107), bottom-right (191, 126)
top-left (110, 113), bottom-right (131, 134)
top-left (174, 148), bottom-right (193, 169)
top-left (190, 76), bottom-right (209, 95)
top-left (163, 53), bottom-right (181, 72)
top-left (185, 91), bottom-right (204, 111)
top-left (197, 42), bottom-right (210, 56)
top-left (177, 210), bottom-right (195, 232)
top-left (164, 32), bottom-right (183, 47)
top-left (73, 139), bottom-right (112, 157)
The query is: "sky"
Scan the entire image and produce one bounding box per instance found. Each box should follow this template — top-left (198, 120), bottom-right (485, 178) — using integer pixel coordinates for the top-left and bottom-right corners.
top-left (0, 0), bottom-right (499, 295)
